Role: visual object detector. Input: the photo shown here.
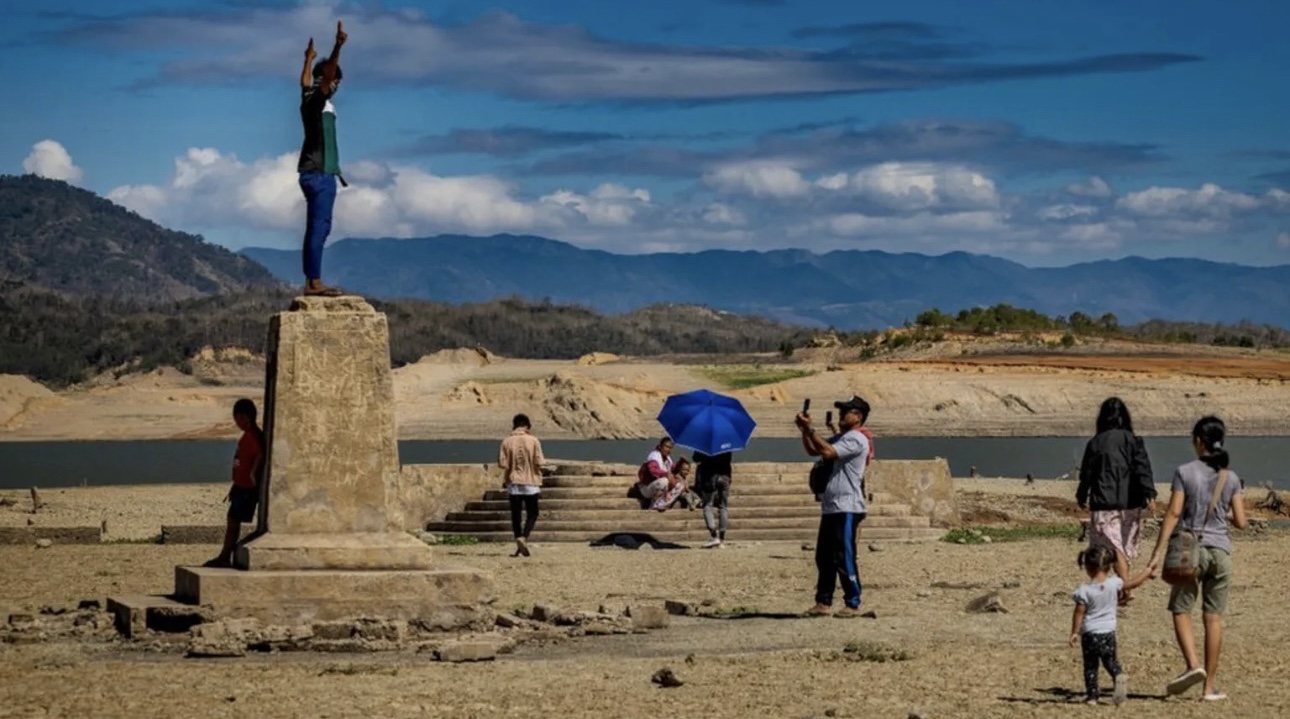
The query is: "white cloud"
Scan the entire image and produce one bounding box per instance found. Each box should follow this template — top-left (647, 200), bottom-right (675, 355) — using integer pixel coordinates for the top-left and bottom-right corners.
top-left (1116, 183), bottom-right (1271, 218)
top-left (1066, 176), bottom-right (1113, 198)
top-left (1036, 204), bottom-right (1098, 221)
top-left (706, 160), bottom-right (999, 212)
top-left (700, 203), bottom-right (747, 227)
top-left (822, 162), bottom-right (1000, 211)
top-left (539, 183), bottom-right (652, 226)
top-left (822, 210), bottom-right (1006, 237)
top-left (22, 140), bottom-right (84, 183)
top-left (105, 146), bottom-right (662, 243)
top-left (704, 162), bottom-right (811, 199)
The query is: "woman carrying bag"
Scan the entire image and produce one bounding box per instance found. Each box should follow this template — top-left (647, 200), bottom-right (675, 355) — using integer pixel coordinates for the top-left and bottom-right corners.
top-left (1146, 415), bottom-right (1247, 701)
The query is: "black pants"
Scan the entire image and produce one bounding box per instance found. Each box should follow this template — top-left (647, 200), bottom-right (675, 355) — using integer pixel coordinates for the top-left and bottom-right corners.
top-left (509, 494), bottom-right (539, 539)
top-left (1080, 632), bottom-right (1122, 699)
top-left (815, 512), bottom-right (865, 608)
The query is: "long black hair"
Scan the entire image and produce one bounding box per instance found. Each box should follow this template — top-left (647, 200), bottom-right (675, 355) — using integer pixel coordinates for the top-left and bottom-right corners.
top-left (1192, 415), bottom-right (1230, 470)
top-left (1095, 396), bottom-right (1134, 435)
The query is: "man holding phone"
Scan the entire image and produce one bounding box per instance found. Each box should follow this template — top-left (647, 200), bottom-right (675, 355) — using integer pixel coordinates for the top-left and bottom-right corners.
top-left (796, 394), bottom-right (872, 617)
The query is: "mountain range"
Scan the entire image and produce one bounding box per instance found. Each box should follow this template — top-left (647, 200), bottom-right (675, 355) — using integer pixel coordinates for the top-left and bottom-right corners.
top-left (242, 235), bottom-right (1290, 329)
top-left (0, 175), bottom-right (280, 302)
top-left (2, 174), bottom-right (1286, 331)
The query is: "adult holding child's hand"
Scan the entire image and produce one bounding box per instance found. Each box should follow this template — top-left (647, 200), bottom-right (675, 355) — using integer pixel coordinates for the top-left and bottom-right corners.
top-left (1146, 415), bottom-right (1247, 702)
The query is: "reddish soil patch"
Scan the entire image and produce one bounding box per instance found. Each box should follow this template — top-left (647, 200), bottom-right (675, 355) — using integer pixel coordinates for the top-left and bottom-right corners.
top-left (916, 353), bottom-right (1290, 381)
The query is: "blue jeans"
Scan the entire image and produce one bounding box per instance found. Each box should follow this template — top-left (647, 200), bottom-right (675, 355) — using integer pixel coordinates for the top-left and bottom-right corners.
top-left (815, 512), bottom-right (865, 608)
top-left (299, 171), bottom-right (337, 280)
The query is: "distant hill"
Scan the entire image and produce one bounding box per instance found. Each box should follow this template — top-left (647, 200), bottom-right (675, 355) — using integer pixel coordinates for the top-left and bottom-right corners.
top-left (242, 234), bottom-right (1290, 329)
top-left (0, 287), bottom-right (812, 387)
top-left (0, 174), bottom-right (282, 301)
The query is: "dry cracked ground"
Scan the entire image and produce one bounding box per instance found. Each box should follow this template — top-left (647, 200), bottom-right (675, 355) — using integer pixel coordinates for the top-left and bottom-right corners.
top-left (3, 530), bottom-right (1289, 719)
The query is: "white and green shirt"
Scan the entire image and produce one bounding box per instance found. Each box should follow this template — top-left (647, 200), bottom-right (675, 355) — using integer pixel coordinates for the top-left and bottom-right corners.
top-left (297, 87), bottom-right (341, 175)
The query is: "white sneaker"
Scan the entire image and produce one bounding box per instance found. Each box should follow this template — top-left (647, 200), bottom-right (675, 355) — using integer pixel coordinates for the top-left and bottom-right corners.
top-left (1113, 674), bottom-right (1128, 706)
top-left (703, 537), bottom-right (722, 548)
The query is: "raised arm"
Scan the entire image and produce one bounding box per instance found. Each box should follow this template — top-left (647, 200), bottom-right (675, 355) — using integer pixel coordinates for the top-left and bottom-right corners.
top-left (300, 38), bottom-right (317, 89)
top-left (796, 413), bottom-right (837, 459)
top-left (319, 21), bottom-right (347, 95)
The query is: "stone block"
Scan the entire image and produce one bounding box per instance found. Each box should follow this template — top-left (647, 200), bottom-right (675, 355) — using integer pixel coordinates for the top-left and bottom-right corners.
top-left (259, 296), bottom-right (402, 535)
top-left (866, 459), bottom-right (958, 527)
top-left (625, 605), bottom-right (669, 629)
top-left (146, 604), bottom-right (213, 633)
top-left (235, 532), bottom-right (434, 571)
top-left (106, 595), bottom-right (193, 638)
top-left (172, 565), bottom-right (493, 625)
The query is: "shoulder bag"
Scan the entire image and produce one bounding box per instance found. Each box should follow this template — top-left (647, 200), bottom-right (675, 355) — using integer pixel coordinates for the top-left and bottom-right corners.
top-left (1161, 469), bottom-right (1228, 586)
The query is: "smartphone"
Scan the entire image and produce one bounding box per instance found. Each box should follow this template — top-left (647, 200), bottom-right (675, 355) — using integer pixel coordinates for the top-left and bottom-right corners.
top-left (802, 398), bottom-right (811, 415)
top-left (826, 410), bottom-right (833, 425)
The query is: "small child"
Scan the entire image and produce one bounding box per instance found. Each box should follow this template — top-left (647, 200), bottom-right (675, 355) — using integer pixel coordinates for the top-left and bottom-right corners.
top-left (1069, 546), bottom-right (1152, 705)
top-left (203, 398), bottom-right (265, 568)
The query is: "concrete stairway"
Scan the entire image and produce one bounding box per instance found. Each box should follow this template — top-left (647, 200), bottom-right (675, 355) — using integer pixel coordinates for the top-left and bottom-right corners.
top-left (426, 471), bottom-right (946, 544)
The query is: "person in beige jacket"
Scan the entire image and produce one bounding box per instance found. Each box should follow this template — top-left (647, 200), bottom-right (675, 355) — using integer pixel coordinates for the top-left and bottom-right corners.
top-left (499, 413), bottom-right (545, 557)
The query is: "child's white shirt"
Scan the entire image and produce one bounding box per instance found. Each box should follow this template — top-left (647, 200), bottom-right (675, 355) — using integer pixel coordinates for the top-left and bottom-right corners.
top-left (1073, 575), bottom-right (1122, 635)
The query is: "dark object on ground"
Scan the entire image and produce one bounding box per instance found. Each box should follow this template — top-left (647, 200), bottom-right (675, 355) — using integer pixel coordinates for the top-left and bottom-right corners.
top-left (651, 667), bottom-right (684, 688)
top-left (1256, 483), bottom-right (1288, 516)
top-left (589, 532), bottom-right (688, 550)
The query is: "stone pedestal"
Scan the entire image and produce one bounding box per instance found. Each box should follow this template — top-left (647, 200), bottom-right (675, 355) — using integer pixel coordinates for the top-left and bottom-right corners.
top-left (177, 296), bottom-right (490, 624)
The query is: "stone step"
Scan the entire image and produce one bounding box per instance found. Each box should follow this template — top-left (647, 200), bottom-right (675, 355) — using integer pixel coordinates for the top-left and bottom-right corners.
top-left (429, 527), bottom-right (947, 543)
top-left (427, 514), bottom-right (929, 533)
top-left (482, 487), bottom-right (898, 503)
top-left (445, 506), bottom-right (919, 523)
top-left (544, 474), bottom-right (796, 488)
top-left (106, 594), bottom-right (204, 639)
top-left (463, 497), bottom-right (912, 515)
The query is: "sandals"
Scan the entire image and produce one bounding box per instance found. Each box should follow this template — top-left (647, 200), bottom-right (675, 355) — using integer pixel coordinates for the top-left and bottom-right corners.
top-left (303, 285), bottom-right (344, 297)
top-left (1166, 667), bottom-right (1206, 696)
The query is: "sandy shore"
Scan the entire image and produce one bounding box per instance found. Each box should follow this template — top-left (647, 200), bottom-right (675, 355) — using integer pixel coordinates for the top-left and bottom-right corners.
top-left (1, 508), bottom-right (1287, 718)
top-left (5, 344), bottom-right (1290, 442)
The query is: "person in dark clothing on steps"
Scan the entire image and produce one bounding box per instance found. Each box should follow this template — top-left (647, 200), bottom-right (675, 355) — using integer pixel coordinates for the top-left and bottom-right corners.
top-left (797, 395), bottom-right (872, 618)
top-left (694, 450), bottom-right (733, 548)
top-left (1077, 397), bottom-right (1157, 603)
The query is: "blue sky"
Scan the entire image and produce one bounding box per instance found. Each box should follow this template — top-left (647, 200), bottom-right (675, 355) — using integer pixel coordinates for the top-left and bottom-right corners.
top-left (4, 0), bottom-right (1289, 266)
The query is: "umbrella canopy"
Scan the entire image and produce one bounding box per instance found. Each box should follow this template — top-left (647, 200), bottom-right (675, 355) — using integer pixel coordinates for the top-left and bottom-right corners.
top-left (656, 389), bottom-right (757, 456)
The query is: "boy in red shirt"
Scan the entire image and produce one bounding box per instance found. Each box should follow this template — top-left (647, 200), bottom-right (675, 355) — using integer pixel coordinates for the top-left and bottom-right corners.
top-left (204, 398), bottom-right (265, 568)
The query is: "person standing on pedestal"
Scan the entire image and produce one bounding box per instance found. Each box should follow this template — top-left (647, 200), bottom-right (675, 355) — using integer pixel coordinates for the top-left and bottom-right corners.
top-left (499, 414), bottom-right (545, 557)
top-left (297, 21), bottom-right (348, 297)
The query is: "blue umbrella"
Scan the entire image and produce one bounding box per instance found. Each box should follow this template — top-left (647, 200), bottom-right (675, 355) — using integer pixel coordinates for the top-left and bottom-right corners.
top-left (656, 389), bottom-right (757, 456)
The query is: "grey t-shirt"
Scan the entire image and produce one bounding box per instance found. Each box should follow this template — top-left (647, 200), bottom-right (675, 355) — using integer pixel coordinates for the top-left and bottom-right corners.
top-left (1073, 575), bottom-right (1123, 635)
top-left (1172, 459), bottom-right (1242, 554)
top-left (821, 429), bottom-right (869, 516)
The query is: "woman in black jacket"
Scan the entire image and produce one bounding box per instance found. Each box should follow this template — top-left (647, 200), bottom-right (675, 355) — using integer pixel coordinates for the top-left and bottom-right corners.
top-left (1077, 397), bottom-right (1157, 602)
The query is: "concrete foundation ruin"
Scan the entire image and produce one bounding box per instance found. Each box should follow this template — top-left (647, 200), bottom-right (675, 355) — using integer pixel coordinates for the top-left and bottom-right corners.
top-left (110, 296), bottom-right (493, 630)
